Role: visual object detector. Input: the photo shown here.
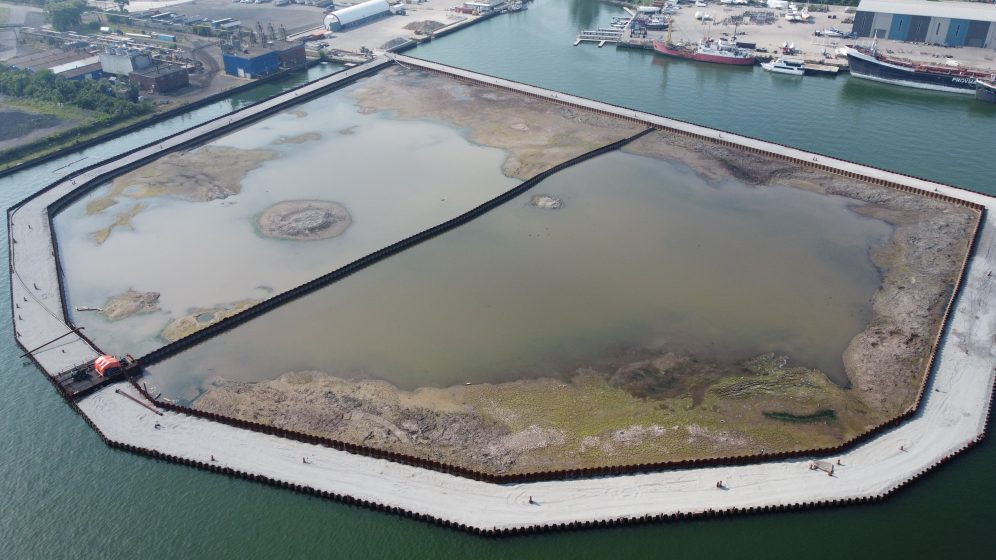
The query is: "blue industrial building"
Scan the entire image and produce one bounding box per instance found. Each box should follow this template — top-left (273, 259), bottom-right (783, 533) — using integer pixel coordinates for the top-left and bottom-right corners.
top-left (853, 0), bottom-right (996, 48)
top-left (223, 47), bottom-right (281, 79)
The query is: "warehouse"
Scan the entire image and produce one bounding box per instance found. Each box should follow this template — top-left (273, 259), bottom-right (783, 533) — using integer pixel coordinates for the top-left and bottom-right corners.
top-left (129, 63), bottom-right (189, 94)
top-left (224, 46), bottom-right (281, 79)
top-left (853, 0), bottom-right (996, 48)
top-left (223, 42), bottom-right (306, 79)
top-left (323, 0), bottom-right (392, 32)
top-left (48, 56), bottom-right (102, 81)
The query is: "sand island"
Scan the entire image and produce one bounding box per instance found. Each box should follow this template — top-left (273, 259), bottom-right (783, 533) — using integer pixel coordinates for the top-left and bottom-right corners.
top-left (257, 200), bottom-right (351, 240)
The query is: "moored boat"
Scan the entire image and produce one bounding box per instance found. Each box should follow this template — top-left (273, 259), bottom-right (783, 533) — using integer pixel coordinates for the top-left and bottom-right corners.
top-left (977, 78), bottom-right (996, 103)
top-left (652, 24), bottom-right (755, 66)
top-left (845, 43), bottom-right (991, 94)
top-left (762, 57), bottom-right (805, 75)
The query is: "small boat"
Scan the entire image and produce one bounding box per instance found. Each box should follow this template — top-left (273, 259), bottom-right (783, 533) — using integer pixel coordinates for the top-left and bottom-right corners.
top-left (645, 14), bottom-right (670, 30)
top-left (977, 77), bottom-right (996, 103)
top-left (762, 57), bottom-right (805, 75)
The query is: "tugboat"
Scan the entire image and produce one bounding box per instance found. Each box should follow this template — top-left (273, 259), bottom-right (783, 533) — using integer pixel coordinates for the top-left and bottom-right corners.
top-left (653, 22), bottom-right (755, 66)
top-left (844, 41), bottom-right (992, 94)
top-left (977, 77), bottom-right (996, 103)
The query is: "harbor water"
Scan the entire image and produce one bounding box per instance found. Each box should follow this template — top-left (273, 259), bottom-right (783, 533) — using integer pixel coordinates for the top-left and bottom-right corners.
top-left (2, 2), bottom-right (995, 557)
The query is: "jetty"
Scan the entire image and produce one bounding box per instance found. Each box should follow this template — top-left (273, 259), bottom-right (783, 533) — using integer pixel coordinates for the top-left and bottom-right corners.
top-left (9, 54), bottom-right (996, 535)
top-left (575, 28), bottom-right (624, 47)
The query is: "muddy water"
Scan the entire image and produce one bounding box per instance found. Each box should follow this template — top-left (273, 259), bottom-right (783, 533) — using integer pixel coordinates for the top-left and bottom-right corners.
top-left (147, 150), bottom-right (891, 399)
top-left (53, 84), bottom-right (518, 355)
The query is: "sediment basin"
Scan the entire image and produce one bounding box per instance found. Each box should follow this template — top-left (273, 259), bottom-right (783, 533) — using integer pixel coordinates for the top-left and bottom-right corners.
top-left (52, 66), bottom-right (642, 356)
top-left (146, 134), bottom-right (974, 474)
top-left (9, 57), bottom-right (992, 531)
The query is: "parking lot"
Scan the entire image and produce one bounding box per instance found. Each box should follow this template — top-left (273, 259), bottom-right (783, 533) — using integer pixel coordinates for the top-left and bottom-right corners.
top-left (164, 0), bottom-right (328, 35)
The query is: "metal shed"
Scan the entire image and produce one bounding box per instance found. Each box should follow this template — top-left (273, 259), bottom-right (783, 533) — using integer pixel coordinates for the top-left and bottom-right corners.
top-left (324, 0), bottom-right (392, 32)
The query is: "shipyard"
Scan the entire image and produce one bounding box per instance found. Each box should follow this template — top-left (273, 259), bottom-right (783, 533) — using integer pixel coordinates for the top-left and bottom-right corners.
top-left (577, 0), bottom-right (996, 97)
top-left (2, 0), bottom-right (996, 555)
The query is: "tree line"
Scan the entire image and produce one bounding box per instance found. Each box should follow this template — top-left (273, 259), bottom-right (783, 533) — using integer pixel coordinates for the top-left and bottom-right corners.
top-left (0, 63), bottom-right (150, 118)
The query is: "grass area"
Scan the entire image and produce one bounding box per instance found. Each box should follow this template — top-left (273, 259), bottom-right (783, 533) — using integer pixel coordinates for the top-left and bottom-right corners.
top-left (0, 112), bottom-right (150, 169)
top-left (3, 96), bottom-right (96, 124)
top-left (452, 352), bottom-right (882, 471)
top-left (0, 6), bottom-right (11, 22)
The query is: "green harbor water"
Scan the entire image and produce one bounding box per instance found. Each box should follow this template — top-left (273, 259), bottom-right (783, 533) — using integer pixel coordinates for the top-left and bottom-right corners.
top-left (2, 1), bottom-right (995, 557)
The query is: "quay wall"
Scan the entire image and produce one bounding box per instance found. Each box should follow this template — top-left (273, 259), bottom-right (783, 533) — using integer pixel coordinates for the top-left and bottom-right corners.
top-left (86, 386), bottom-right (996, 536)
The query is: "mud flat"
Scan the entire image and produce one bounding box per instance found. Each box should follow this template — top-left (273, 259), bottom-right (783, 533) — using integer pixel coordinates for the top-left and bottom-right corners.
top-left (196, 351), bottom-right (871, 474)
top-left (351, 66), bottom-right (643, 179)
top-left (84, 145), bottom-right (276, 242)
top-left (257, 200), bottom-right (351, 240)
top-left (101, 290), bottom-right (160, 321)
top-left (160, 299), bottom-right (260, 343)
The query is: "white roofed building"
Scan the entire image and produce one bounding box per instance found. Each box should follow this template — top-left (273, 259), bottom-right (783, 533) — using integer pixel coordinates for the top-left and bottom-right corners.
top-left (324, 0), bottom-right (392, 32)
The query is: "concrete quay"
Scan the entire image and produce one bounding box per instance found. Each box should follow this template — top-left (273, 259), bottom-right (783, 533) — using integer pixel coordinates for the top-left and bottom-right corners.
top-left (10, 56), bottom-right (996, 533)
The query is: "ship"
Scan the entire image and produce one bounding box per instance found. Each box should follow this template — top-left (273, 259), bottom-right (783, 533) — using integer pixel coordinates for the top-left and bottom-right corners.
top-left (761, 57), bottom-right (805, 76)
top-left (977, 78), bottom-right (996, 103)
top-left (844, 43), bottom-right (992, 95)
top-left (652, 23), bottom-right (755, 66)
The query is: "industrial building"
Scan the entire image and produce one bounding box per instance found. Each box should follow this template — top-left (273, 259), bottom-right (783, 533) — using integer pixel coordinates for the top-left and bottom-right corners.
top-left (323, 0), bottom-right (392, 32)
top-left (129, 63), bottom-right (189, 94)
top-left (853, 0), bottom-right (996, 48)
top-left (223, 42), bottom-right (307, 79)
top-left (99, 49), bottom-right (153, 77)
top-left (276, 42), bottom-right (307, 68)
top-left (5, 50), bottom-right (94, 73)
top-left (48, 56), bottom-right (103, 81)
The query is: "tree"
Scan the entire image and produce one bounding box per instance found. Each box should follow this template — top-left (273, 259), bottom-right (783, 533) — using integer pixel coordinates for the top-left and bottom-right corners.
top-left (114, 0), bottom-right (129, 13)
top-left (46, 1), bottom-right (87, 32)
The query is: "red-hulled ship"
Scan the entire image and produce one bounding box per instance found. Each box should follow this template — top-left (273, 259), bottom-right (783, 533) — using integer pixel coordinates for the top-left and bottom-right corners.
top-left (652, 24), bottom-right (755, 66)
